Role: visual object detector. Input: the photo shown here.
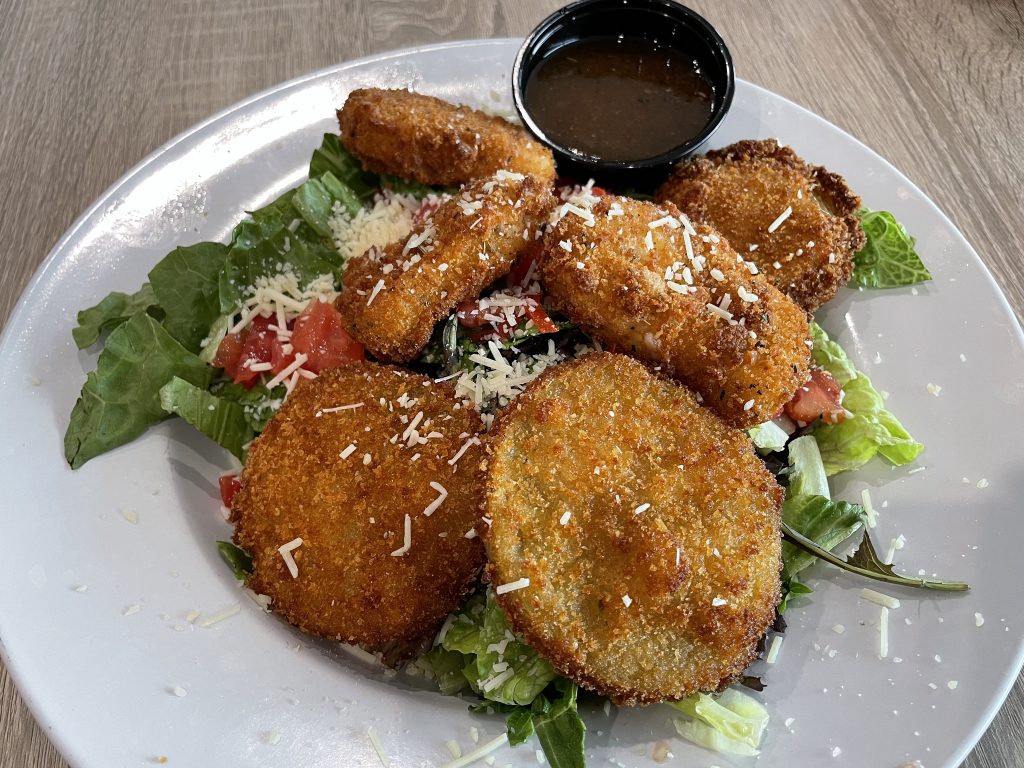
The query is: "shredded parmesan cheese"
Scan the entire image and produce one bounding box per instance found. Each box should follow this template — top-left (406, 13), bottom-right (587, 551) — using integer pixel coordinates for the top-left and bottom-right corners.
top-left (861, 587), bottom-right (901, 609)
top-left (196, 603), bottom-right (241, 628)
top-left (440, 733), bottom-right (509, 768)
top-left (423, 482), bottom-right (448, 516)
top-left (767, 206), bottom-right (793, 233)
top-left (390, 514), bottom-right (412, 556)
top-left (278, 537), bottom-right (303, 578)
top-left (495, 578), bottom-right (530, 595)
top-left (765, 634), bottom-right (783, 664)
top-left (367, 726), bottom-right (391, 767)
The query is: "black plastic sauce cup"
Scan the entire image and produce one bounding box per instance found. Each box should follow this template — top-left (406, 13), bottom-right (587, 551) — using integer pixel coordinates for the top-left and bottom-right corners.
top-left (512, 0), bottom-right (735, 190)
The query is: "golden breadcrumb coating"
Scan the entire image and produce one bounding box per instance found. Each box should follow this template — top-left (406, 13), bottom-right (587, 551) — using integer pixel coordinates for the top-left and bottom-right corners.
top-left (336, 172), bottom-right (555, 363)
top-left (484, 353), bottom-right (783, 705)
top-left (657, 139), bottom-right (865, 311)
top-left (541, 195), bottom-right (811, 428)
top-left (338, 88), bottom-right (556, 186)
top-left (232, 362), bottom-right (485, 653)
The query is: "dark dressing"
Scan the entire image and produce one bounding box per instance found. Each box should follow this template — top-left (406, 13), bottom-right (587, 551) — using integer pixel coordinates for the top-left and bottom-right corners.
top-left (524, 37), bottom-right (715, 162)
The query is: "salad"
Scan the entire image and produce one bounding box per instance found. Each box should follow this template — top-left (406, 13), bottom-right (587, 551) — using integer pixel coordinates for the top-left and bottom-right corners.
top-left (64, 93), bottom-right (962, 767)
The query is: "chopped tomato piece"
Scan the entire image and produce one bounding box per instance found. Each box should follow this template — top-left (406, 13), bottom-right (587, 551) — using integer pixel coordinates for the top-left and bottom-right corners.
top-left (784, 368), bottom-right (847, 425)
top-left (212, 332), bottom-right (244, 375)
top-left (291, 299), bottom-right (365, 373)
top-left (219, 474), bottom-right (241, 508)
top-left (456, 299), bottom-right (492, 328)
top-left (232, 315), bottom-right (282, 386)
top-left (412, 197), bottom-right (443, 227)
top-left (212, 315), bottom-right (288, 386)
top-left (555, 178), bottom-right (608, 199)
top-left (507, 241), bottom-right (544, 288)
top-left (524, 300), bottom-right (558, 334)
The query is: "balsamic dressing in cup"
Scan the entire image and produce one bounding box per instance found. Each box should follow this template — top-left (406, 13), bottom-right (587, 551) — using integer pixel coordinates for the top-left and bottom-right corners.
top-left (513, 0), bottom-right (734, 189)
top-left (524, 37), bottom-right (714, 163)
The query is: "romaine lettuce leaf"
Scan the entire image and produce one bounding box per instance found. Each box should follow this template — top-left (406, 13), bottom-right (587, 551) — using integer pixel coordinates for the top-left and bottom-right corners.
top-left (747, 420), bottom-right (789, 453)
top-left (213, 381), bottom-right (285, 433)
top-left (809, 323), bottom-right (924, 475)
top-left (309, 133), bottom-right (380, 200)
top-left (778, 434), bottom-right (865, 607)
top-left (808, 322), bottom-right (857, 386)
top-left (669, 687), bottom-right (768, 756)
top-left (852, 208), bottom-right (932, 288)
top-left (72, 283), bottom-right (161, 349)
top-left (221, 169), bottom-right (361, 314)
top-left (291, 172), bottom-right (361, 237)
top-left (148, 241), bottom-right (231, 353)
top-left (307, 133), bottom-right (444, 200)
top-left (781, 494), bottom-right (866, 582)
top-left (232, 182), bottom-right (322, 248)
top-left (437, 590), bottom-right (556, 706)
top-left (218, 226), bottom-right (340, 315)
top-left (786, 435), bottom-right (829, 499)
top-left (64, 313), bottom-right (214, 468)
top-left (418, 647), bottom-right (471, 696)
top-left (158, 377), bottom-right (255, 459)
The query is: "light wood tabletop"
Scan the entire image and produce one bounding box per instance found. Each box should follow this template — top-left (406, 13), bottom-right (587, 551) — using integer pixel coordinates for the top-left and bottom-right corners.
top-left (1, 1), bottom-right (1022, 766)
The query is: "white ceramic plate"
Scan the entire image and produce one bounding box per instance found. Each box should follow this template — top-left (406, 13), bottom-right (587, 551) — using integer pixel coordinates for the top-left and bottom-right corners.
top-left (1, 39), bottom-right (1022, 768)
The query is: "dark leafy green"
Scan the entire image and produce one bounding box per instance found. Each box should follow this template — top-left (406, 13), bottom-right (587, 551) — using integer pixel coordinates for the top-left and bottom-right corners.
top-left (64, 313), bottom-right (214, 468)
top-left (291, 171), bottom-right (361, 236)
top-left (233, 185), bottom-right (319, 248)
top-left (218, 227), bottom-right (340, 314)
top-left (852, 208), bottom-right (932, 288)
top-left (506, 708), bottom-right (536, 746)
top-left (158, 377), bottom-right (255, 460)
top-left (782, 522), bottom-right (969, 591)
top-left (307, 133), bottom-right (446, 200)
top-left (217, 541), bottom-right (252, 581)
top-left (213, 381), bottom-right (286, 432)
top-left (778, 578), bottom-right (813, 613)
top-left (532, 680), bottom-right (586, 768)
top-left (309, 133), bottom-right (380, 200)
top-left (72, 283), bottom-right (160, 349)
top-left (148, 242), bottom-right (231, 352)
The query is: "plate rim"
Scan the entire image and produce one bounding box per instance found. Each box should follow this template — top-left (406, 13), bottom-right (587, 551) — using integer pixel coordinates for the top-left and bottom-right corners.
top-left (2, 36), bottom-right (1022, 768)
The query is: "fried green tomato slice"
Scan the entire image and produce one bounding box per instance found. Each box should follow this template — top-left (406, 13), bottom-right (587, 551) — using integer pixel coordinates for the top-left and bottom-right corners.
top-left (338, 88), bottom-right (557, 186)
top-left (541, 195), bottom-right (811, 428)
top-left (231, 362), bottom-right (486, 653)
top-left (484, 353), bottom-right (783, 705)
top-left (656, 139), bottom-right (865, 312)
top-left (336, 171), bottom-right (554, 363)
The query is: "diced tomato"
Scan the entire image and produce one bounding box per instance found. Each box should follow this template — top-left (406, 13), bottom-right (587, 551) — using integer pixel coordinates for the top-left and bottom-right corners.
top-left (412, 197), bottom-right (443, 227)
top-left (212, 332), bottom-right (244, 376)
top-left (555, 178), bottom-right (608, 199)
top-left (212, 315), bottom-right (288, 386)
top-left (784, 368), bottom-right (847, 425)
top-left (524, 300), bottom-right (558, 334)
top-left (507, 240), bottom-right (544, 288)
top-left (456, 299), bottom-right (492, 328)
top-left (219, 474), bottom-right (241, 508)
top-left (291, 299), bottom-right (365, 373)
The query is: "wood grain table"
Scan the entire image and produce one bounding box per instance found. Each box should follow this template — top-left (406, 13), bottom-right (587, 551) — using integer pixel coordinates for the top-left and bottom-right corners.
top-left (1, 1), bottom-right (1021, 765)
